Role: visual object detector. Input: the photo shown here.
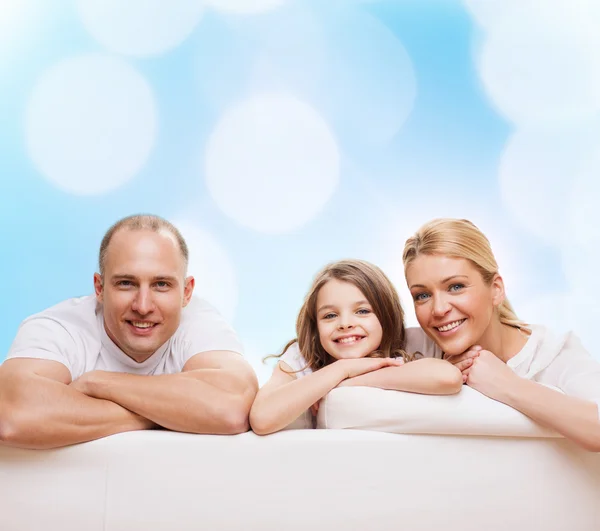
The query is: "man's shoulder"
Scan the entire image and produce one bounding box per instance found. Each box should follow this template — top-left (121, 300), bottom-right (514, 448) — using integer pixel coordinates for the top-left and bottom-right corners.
top-left (178, 296), bottom-right (227, 327)
top-left (22, 295), bottom-right (100, 334)
top-left (172, 296), bottom-right (242, 356)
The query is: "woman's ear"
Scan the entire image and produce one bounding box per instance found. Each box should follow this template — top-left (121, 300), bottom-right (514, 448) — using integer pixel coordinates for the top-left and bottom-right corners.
top-left (491, 273), bottom-right (506, 307)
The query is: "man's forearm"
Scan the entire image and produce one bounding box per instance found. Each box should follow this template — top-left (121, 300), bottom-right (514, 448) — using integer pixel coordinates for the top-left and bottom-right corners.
top-left (0, 373), bottom-right (155, 450)
top-left (80, 370), bottom-right (254, 435)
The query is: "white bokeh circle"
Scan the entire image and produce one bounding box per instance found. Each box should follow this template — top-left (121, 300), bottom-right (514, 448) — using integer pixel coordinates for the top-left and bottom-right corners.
top-left (569, 149), bottom-right (600, 251)
top-left (205, 92), bottom-right (340, 233)
top-left (205, 0), bottom-right (287, 15)
top-left (25, 54), bottom-right (156, 195)
top-left (320, 9), bottom-right (417, 146)
top-left (498, 128), bottom-right (594, 246)
top-left (477, 3), bottom-right (600, 126)
top-left (172, 220), bottom-right (238, 323)
top-left (75, 0), bottom-right (205, 57)
top-left (462, 0), bottom-right (522, 31)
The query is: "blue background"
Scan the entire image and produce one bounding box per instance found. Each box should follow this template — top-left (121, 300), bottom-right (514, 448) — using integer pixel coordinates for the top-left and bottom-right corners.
top-left (2, 0), bottom-right (599, 382)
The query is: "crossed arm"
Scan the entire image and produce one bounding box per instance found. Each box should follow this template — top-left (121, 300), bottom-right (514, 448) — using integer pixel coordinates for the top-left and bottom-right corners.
top-left (0, 352), bottom-right (258, 450)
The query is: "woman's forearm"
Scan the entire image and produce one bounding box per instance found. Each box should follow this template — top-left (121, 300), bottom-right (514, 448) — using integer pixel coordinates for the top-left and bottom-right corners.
top-left (500, 378), bottom-right (600, 452)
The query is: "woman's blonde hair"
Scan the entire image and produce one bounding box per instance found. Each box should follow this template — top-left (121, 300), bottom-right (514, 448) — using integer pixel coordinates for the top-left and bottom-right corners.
top-left (402, 218), bottom-right (529, 331)
top-left (270, 259), bottom-right (412, 372)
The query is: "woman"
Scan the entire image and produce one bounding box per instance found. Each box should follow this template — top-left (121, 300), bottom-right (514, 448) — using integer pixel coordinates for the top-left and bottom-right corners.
top-left (403, 218), bottom-right (600, 452)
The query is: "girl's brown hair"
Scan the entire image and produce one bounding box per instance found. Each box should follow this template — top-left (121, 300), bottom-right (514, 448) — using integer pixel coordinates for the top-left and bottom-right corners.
top-left (270, 259), bottom-right (412, 372)
top-left (402, 218), bottom-right (529, 331)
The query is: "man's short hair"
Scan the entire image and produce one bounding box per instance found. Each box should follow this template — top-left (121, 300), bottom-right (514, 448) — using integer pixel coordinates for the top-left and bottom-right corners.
top-left (98, 214), bottom-right (189, 276)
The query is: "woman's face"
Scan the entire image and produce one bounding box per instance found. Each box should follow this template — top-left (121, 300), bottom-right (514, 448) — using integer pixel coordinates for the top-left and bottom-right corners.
top-left (405, 254), bottom-right (504, 356)
top-left (315, 279), bottom-right (383, 360)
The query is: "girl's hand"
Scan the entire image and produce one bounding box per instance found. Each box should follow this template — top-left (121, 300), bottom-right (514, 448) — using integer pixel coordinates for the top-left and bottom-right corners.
top-left (335, 357), bottom-right (404, 380)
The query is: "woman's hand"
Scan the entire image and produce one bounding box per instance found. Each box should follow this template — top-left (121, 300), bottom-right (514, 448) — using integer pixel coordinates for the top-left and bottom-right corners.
top-left (450, 348), bottom-right (519, 401)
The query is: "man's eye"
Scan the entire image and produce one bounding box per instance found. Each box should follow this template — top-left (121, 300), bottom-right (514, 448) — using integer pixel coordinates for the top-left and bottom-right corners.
top-left (117, 280), bottom-right (133, 287)
top-left (155, 281), bottom-right (169, 289)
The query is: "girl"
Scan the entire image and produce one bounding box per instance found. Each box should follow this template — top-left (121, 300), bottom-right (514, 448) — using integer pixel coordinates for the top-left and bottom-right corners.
top-left (250, 259), bottom-right (462, 435)
top-left (403, 218), bottom-right (600, 452)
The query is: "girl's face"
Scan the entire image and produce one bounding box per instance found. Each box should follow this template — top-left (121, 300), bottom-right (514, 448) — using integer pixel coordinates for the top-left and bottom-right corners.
top-left (315, 279), bottom-right (383, 360)
top-left (406, 254), bottom-right (504, 356)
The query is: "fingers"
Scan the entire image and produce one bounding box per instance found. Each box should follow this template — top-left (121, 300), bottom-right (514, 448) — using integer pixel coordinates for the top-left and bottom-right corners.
top-left (446, 346), bottom-right (482, 366)
top-left (455, 356), bottom-right (476, 372)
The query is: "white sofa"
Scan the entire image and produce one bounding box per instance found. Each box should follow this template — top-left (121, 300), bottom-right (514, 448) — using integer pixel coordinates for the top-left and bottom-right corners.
top-left (2, 387), bottom-right (600, 531)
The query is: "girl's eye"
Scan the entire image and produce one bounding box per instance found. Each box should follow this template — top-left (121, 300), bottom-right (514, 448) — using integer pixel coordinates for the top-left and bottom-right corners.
top-left (448, 283), bottom-right (465, 292)
top-left (323, 313), bottom-right (336, 320)
top-left (356, 308), bottom-right (371, 315)
top-left (413, 292), bottom-right (429, 302)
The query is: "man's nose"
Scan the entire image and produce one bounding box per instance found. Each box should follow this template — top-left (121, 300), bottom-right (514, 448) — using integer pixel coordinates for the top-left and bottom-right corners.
top-left (131, 287), bottom-right (155, 315)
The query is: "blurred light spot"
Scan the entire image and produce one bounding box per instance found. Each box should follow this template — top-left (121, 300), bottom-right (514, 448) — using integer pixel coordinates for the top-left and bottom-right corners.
top-left (515, 293), bottom-right (575, 338)
top-left (319, 9), bottom-right (416, 146)
top-left (75, 0), bottom-right (205, 57)
top-left (498, 129), bottom-right (590, 245)
top-left (477, 2), bottom-right (600, 125)
top-left (206, 0), bottom-right (287, 15)
top-left (25, 54), bottom-right (156, 195)
top-left (205, 92), bottom-right (340, 233)
top-left (172, 220), bottom-right (238, 323)
top-left (569, 149), bottom-right (600, 251)
top-left (462, 0), bottom-right (522, 30)
top-left (193, 4), bottom-right (326, 113)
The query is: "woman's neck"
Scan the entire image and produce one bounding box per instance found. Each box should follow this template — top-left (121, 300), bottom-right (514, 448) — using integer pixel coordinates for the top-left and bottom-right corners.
top-left (478, 319), bottom-right (529, 363)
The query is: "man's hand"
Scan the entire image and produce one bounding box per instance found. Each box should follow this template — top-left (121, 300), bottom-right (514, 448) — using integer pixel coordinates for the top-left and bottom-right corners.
top-left (69, 370), bottom-right (107, 398)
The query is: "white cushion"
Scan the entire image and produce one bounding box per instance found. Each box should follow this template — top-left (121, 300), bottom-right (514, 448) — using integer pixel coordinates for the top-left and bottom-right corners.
top-left (1, 430), bottom-right (599, 531)
top-left (316, 385), bottom-right (562, 438)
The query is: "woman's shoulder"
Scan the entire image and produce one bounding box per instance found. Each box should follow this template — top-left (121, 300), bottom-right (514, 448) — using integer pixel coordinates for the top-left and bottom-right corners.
top-left (404, 327), bottom-right (443, 359)
top-left (509, 324), bottom-right (593, 377)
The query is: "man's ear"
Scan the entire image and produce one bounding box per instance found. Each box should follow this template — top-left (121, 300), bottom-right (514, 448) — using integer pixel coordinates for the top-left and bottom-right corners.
top-left (491, 273), bottom-right (505, 307)
top-left (182, 276), bottom-right (195, 306)
top-left (94, 273), bottom-right (104, 302)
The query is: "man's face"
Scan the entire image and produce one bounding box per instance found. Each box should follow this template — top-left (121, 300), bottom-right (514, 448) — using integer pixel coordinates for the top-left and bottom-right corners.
top-left (94, 228), bottom-right (194, 363)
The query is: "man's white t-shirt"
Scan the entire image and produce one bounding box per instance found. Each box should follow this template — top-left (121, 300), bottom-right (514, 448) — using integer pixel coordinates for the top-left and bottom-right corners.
top-left (280, 325), bottom-right (600, 416)
top-left (6, 295), bottom-right (243, 380)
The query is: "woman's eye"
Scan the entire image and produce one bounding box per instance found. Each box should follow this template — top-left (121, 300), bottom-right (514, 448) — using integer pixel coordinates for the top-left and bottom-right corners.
top-left (413, 292), bottom-right (429, 302)
top-left (448, 283), bottom-right (465, 292)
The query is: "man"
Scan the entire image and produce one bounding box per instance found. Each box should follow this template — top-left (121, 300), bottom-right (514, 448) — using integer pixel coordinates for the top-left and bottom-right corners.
top-left (0, 214), bottom-right (258, 449)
